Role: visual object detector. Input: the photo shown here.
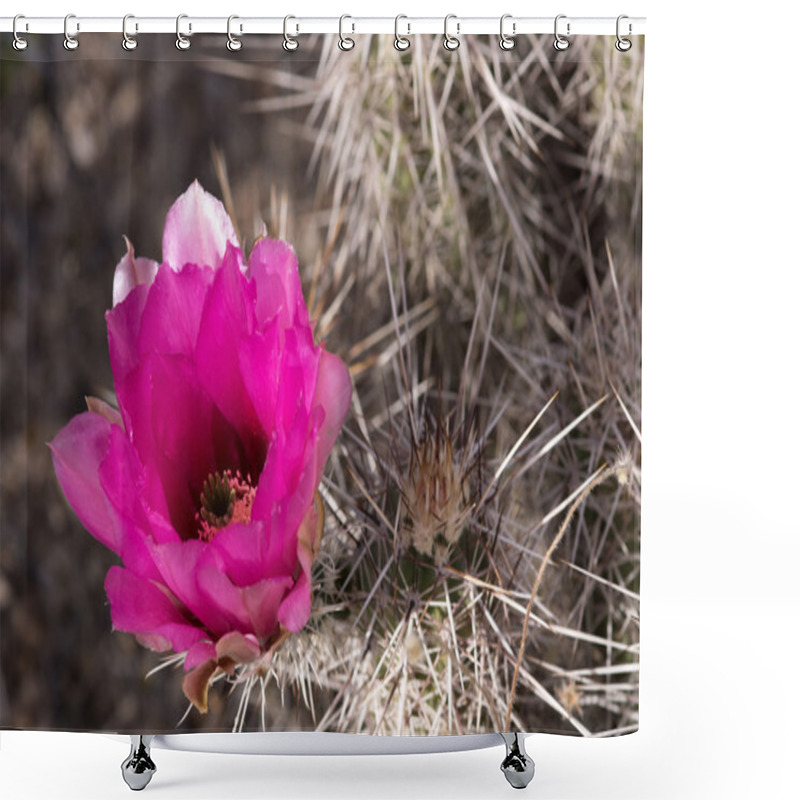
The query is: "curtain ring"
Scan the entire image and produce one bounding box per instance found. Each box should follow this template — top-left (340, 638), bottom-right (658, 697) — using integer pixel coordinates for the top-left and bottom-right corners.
top-left (12, 15), bottom-right (29, 51)
top-left (227, 15), bottom-right (243, 51)
top-left (283, 15), bottom-right (299, 51)
top-left (122, 14), bottom-right (138, 51)
top-left (176, 14), bottom-right (191, 50)
top-left (63, 13), bottom-right (79, 51)
top-left (615, 15), bottom-right (632, 52)
top-left (443, 14), bottom-right (460, 51)
top-left (394, 14), bottom-right (410, 51)
top-left (553, 14), bottom-right (570, 51)
top-left (499, 14), bottom-right (516, 50)
top-left (338, 14), bottom-right (355, 51)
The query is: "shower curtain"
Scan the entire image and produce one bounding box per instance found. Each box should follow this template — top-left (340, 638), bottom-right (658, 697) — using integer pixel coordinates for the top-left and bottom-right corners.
top-left (0, 28), bottom-right (642, 739)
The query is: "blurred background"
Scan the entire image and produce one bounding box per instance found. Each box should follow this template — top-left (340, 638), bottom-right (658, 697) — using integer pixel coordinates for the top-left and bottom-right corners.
top-left (1, 32), bottom-right (642, 735)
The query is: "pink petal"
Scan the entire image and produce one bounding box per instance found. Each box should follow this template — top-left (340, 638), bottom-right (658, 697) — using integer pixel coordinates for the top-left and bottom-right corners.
top-left (112, 236), bottom-right (159, 306)
top-left (210, 518), bottom-right (297, 594)
top-left (98, 425), bottom-right (164, 582)
top-left (137, 262), bottom-right (214, 360)
top-left (249, 237), bottom-right (310, 330)
top-left (105, 566), bottom-right (205, 654)
top-left (195, 565), bottom-right (252, 633)
top-left (311, 350), bottom-right (352, 481)
top-left (194, 245), bottom-right (264, 470)
top-left (50, 412), bottom-right (121, 554)
top-left (277, 571), bottom-right (311, 633)
top-left (185, 640), bottom-right (216, 671)
top-left (209, 521), bottom-right (271, 587)
top-left (162, 181), bottom-right (239, 272)
top-left (116, 353), bottom-right (242, 537)
top-left (241, 577), bottom-right (294, 640)
top-left (149, 540), bottom-right (232, 635)
top-left (238, 322), bottom-right (282, 440)
top-left (106, 283), bottom-right (150, 385)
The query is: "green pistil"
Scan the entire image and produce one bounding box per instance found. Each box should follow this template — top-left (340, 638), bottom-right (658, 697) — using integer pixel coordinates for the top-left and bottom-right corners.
top-left (199, 472), bottom-right (235, 528)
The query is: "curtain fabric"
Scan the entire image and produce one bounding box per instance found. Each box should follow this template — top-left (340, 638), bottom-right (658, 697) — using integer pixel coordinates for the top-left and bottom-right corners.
top-left (0, 32), bottom-right (643, 737)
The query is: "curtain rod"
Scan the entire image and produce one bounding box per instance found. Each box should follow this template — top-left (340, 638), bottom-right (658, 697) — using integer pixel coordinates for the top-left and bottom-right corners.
top-left (1, 16), bottom-right (646, 37)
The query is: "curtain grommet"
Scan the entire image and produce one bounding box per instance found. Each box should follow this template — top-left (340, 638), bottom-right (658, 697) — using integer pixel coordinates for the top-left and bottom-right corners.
top-left (615, 15), bottom-right (633, 52)
top-left (499, 14), bottom-right (516, 51)
top-left (176, 14), bottom-right (191, 51)
top-left (63, 13), bottom-right (79, 51)
top-left (13, 14), bottom-right (29, 51)
top-left (553, 14), bottom-right (570, 51)
top-left (394, 15), bottom-right (411, 51)
top-left (122, 14), bottom-right (138, 51)
top-left (443, 14), bottom-right (460, 51)
top-left (283, 15), bottom-right (299, 52)
top-left (227, 15), bottom-right (243, 51)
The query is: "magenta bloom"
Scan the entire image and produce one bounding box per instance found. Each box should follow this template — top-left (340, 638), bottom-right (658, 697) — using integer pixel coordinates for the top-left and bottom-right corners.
top-left (50, 182), bottom-right (351, 711)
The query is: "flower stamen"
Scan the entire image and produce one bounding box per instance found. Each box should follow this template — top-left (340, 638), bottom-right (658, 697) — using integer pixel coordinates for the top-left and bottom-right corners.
top-left (198, 469), bottom-right (256, 542)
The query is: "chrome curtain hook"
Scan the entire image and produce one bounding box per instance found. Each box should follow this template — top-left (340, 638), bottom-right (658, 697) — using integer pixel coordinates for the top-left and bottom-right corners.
top-left (338, 14), bottom-right (355, 51)
top-left (122, 14), bottom-right (138, 51)
top-left (283, 15), bottom-right (299, 51)
top-left (499, 14), bottom-right (516, 50)
top-left (443, 14), bottom-right (460, 51)
top-left (227, 15), bottom-right (243, 51)
top-left (394, 14), bottom-right (410, 51)
top-left (63, 13), bottom-right (79, 51)
top-left (553, 14), bottom-right (570, 51)
top-left (176, 14), bottom-right (191, 50)
top-left (615, 15), bottom-right (632, 52)
top-left (12, 14), bottom-right (29, 51)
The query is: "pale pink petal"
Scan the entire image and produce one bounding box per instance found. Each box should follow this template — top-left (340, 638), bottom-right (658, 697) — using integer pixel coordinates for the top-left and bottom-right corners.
top-left (162, 181), bottom-right (239, 272)
top-left (184, 640), bottom-right (216, 671)
top-left (311, 350), bottom-right (352, 481)
top-left (182, 659), bottom-right (219, 713)
top-left (241, 577), bottom-right (294, 640)
top-left (85, 396), bottom-right (123, 427)
top-left (215, 631), bottom-right (261, 664)
top-left (49, 412), bottom-right (121, 554)
top-left (295, 496), bottom-right (323, 580)
top-left (249, 237), bottom-right (310, 330)
top-left (277, 572), bottom-right (311, 633)
top-left (112, 236), bottom-right (159, 306)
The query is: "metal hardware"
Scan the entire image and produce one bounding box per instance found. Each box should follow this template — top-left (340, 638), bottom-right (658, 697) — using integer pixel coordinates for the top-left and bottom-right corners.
top-left (175, 14), bottom-right (191, 50)
top-left (616, 14), bottom-right (632, 51)
top-left (338, 14), bottom-right (355, 51)
top-left (394, 14), bottom-right (410, 51)
top-left (443, 13), bottom-right (459, 51)
top-left (12, 14), bottom-right (28, 50)
top-left (554, 14), bottom-right (570, 51)
top-left (499, 14), bottom-right (516, 50)
top-left (121, 735), bottom-right (157, 791)
top-left (283, 15), bottom-right (298, 51)
top-left (227, 15), bottom-right (242, 51)
top-left (122, 14), bottom-right (137, 51)
top-left (63, 13), bottom-right (78, 50)
top-left (500, 733), bottom-right (535, 790)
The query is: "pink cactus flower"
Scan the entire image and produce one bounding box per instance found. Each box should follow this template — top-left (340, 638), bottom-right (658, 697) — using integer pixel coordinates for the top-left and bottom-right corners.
top-left (50, 182), bottom-right (351, 712)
